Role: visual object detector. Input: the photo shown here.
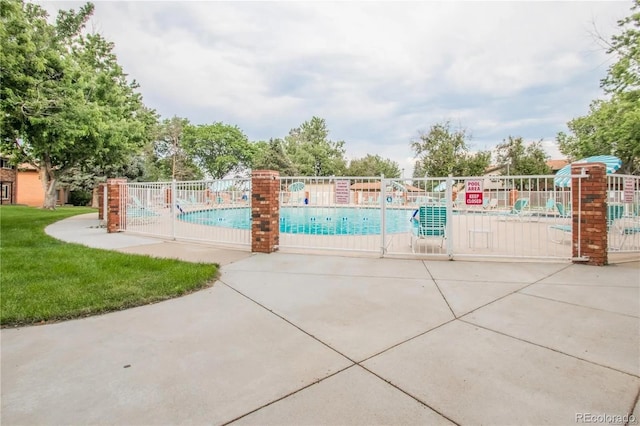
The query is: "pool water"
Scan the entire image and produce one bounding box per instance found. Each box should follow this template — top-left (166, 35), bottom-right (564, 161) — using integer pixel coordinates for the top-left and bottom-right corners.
top-left (179, 207), bottom-right (414, 235)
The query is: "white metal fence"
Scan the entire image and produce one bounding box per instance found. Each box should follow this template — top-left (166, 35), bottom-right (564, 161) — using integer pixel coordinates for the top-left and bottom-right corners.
top-left (276, 175), bottom-right (582, 260)
top-left (118, 179), bottom-right (251, 248)
top-left (607, 174), bottom-right (640, 253)
top-left (115, 173), bottom-right (639, 261)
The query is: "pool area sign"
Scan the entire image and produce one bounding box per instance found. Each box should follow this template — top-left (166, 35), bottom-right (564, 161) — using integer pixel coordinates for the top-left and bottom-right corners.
top-left (335, 180), bottom-right (350, 204)
top-left (465, 179), bottom-right (483, 206)
top-left (624, 178), bottom-right (634, 203)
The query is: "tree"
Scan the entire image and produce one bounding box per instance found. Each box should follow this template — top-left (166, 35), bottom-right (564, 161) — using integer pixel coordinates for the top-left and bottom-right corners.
top-left (410, 121), bottom-right (490, 178)
top-left (557, 93), bottom-right (640, 174)
top-left (150, 116), bottom-right (202, 181)
top-left (558, 0), bottom-right (639, 174)
top-left (284, 117), bottom-right (347, 176)
top-left (496, 136), bottom-right (551, 175)
top-left (252, 138), bottom-right (298, 176)
top-left (183, 122), bottom-right (254, 179)
top-left (0, 1), bottom-right (154, 208)
top-left (346, 154), bottom-right (401, 178)
top-left (600, 0), bottom-right (640, 94)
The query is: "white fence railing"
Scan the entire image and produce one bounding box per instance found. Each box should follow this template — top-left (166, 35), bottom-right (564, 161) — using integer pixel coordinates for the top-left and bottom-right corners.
top-left (607, 174), bottom-right (640, 253)
top-left (278, 176), bottom-right (387, 254)
top-left (118, 179), bottom-right (251, 248)
top-left (114, 173), bottom-right (639, 261)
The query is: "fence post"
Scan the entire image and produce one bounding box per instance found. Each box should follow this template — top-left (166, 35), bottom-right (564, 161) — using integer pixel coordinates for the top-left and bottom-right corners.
top-left (251, 170), bottom-right (280, 253)
top-left (380, 174), bottom-right (386, 256)
top-left (97, 183), bottom-right (105, 221)
top-left (171, 179), bottom-right (177, 241)
top-left (106, 178), bottom-right (127, 233)
top-left (446, 175), bottom-right (454, 259)
top-left (572, 163), bottom-right (607, 266)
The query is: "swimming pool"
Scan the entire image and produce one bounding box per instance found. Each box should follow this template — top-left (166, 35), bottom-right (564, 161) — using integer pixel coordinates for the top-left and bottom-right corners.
top-left (179, 206), bottom-right (414, 236)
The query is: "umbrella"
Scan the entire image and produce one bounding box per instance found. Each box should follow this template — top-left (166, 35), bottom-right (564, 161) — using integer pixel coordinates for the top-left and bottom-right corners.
top-left (433, 181), bottom-right (447, 192)
top-left (554, 155), bottom-right (622, 187)
top-left (288, 181), bottom-right (305, 192)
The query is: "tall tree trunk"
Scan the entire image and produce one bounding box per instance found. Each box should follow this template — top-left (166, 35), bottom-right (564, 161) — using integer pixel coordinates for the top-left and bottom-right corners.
top-left (91, 187), bottom-right (100, 208)
top-left (40, 158), bottom-right (57, 210)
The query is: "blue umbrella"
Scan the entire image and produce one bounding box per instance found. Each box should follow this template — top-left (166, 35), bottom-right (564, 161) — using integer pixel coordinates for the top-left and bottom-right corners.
top-left (433, 181), bottom-right (447, 192)
top-left (554, 155), bottom-right (622, 187)
top-left (288, 182), bottom-right (305, 192)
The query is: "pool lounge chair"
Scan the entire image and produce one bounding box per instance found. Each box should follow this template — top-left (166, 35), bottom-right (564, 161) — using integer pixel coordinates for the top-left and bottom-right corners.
top-left (612, 223), bottom-right (640, 250)
top-left (549, 204), bottom-right (627, 245)
top-left (126, 205), bottom-right (160, 224)
top-left (498, 198), bottom-right (530, 221)
top-left (548, 223), bottom-right (572, 244)
top-left (483, 198), bottom-right (498, 209)
top-left (555, 202), bottom-right (571, 218)
top-left (409, 205), bottom-right (447, 253)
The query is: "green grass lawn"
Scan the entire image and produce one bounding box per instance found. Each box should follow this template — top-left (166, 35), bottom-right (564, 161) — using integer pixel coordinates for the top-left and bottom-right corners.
top-left (0, 206), bottom-right (218, 326)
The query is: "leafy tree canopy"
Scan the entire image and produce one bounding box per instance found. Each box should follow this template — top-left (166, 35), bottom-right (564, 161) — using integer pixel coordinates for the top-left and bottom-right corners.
top-left (601, 0), bottom-right (640, 94)
top-left (496, 136), bottom-right (551, 175)
top-left (346, 154), bottom-right (401, 178)
top-left (183, 122), bottom-right (253, 179)
top-left (558, 0), bottom-right (639, 174)
top-left (410, 121), bottom-right (490, 178)
top-left (557, 92), bottom-right (640, 174)
top-left (149, 116), bottom-right (202, 181)
top-left (0, 0), bottom-right (155, 208)
top-left (284, 116), bottom-right (347, 176)
top-left (252, 138), bottom-right (298, 176)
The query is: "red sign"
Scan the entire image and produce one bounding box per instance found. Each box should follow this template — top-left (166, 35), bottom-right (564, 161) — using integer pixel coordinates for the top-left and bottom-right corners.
top-left (466, 192), bottom-right (484, 205)
top-left (465, 179), bottom-right (484, 206)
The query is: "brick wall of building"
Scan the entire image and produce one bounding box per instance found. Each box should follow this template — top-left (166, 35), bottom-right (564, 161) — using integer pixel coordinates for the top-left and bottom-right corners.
top-left (0, 167), bottom-right (16, 204)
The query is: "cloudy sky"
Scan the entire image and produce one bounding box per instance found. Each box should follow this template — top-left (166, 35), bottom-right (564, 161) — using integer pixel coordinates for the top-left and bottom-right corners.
top-left (42, 1), bottom-right (632, 175)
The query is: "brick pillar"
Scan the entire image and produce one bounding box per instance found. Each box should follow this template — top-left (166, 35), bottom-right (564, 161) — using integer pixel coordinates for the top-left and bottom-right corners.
top-left (106, 178), bottom-right (127, 233)
top-left (97, 183), bottom-right (105, 220)
top-left (572, 163), bottom-right (607, 266)
top-left (251, 170), bottom-right (280, 253)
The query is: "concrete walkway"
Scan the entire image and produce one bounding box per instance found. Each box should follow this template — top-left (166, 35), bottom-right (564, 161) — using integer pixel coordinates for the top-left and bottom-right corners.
top-left (1, 213), bottom-right (639, 425)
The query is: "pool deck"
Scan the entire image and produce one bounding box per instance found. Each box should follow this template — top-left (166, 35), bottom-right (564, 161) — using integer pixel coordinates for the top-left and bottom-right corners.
top-left (1, 213), bottom-right (639, 425)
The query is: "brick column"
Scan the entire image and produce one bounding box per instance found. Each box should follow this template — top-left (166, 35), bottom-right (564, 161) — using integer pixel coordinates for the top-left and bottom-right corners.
top-left (251, 170), bottom-right (280, 253)
top-left (572, 163), bottom-right (607, 266)
top-left (97, 183), bottom-right (105, 220)
top-left (106, 178), bottom-right (127, 233)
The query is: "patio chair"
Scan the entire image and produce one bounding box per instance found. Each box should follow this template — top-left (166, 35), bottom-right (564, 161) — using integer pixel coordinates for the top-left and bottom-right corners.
top-left (409, 205), bottom-right (447, 253)
top-left (555, 202), bottom-right (571, 218)
top-left (545, 198), bottom-right (556, 212)
top-left (498, 198), bottom-right (529, 221)
top-left (126, 205), bottom-right (160, 224)
top-left (548, 224), bottom-right (572, 244)
top-left (483, 198), bottom-right (498, 209)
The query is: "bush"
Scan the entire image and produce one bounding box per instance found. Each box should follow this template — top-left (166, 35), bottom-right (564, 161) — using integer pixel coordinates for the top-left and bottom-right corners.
top-left (69, 190), bottom-right (92, 206)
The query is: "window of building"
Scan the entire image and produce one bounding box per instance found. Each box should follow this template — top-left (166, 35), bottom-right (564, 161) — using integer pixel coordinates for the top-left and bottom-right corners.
top-left (1, 184), bottom-right (9, 200)
top-left (0, 158), bottom-right (15, 169)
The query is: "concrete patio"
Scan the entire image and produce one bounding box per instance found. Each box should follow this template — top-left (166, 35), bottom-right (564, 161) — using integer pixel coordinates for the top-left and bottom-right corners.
top-left (1, 214), bottom-right (639, 425)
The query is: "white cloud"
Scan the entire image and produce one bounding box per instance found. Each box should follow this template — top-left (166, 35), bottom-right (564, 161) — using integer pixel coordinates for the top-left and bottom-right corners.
top-left (38, 0), bottom-right (633, 173)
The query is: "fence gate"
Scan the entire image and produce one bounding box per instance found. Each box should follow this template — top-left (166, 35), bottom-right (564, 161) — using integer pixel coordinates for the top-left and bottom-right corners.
top-left (118, 179), bottom-right (251, 248)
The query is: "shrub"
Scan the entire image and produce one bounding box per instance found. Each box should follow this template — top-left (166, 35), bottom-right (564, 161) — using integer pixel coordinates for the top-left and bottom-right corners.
top-left (69, 190), bottom-right (92, 206)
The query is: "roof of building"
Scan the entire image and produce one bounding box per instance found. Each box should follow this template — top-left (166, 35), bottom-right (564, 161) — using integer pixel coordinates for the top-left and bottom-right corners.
top-left (546, 159), bottom-right (569, 171)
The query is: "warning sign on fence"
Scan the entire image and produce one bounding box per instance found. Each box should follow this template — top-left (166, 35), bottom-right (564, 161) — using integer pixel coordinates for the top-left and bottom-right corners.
top-left (624, 178), bottom-right (635, 203)
top-left (465, 179), bottom-right (484, 206)
top-left (335, 180), bottom-right (350, 204)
